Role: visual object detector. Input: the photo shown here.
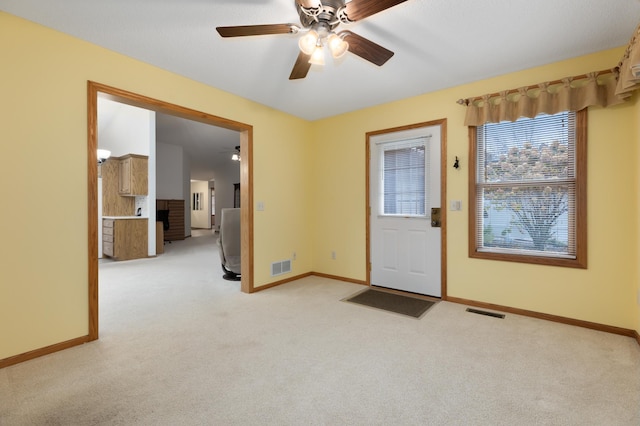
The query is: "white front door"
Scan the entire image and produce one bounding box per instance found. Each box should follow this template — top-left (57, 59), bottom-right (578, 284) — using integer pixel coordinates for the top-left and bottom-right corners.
top-left (369, 125), bottom-right (441, 297)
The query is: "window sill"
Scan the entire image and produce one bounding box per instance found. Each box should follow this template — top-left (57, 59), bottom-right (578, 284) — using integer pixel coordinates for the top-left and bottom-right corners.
top-left (469, 249), bottom-right (587, 269)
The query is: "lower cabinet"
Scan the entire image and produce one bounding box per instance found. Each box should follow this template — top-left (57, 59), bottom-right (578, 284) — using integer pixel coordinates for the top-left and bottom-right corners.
top-left (103, 218), bottom-right (148, 260)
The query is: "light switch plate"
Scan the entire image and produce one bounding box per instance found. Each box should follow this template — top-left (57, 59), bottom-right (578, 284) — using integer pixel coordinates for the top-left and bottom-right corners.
top-left (257, 201), bottom-right (264, 211)
top-left (450, 200), bottom-right (462, 211)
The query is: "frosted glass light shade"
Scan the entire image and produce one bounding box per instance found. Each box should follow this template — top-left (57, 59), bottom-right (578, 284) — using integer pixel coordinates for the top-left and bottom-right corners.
top-left (309, 45), bottom-right (325, 66)
top-left (328, 34), bottom-right (348, 58)
top-left (298, 30), bottom-right (318, 55)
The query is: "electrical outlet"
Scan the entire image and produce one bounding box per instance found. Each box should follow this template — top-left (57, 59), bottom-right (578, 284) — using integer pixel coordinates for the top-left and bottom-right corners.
top-left (331, 251), bottom-right (336, 260)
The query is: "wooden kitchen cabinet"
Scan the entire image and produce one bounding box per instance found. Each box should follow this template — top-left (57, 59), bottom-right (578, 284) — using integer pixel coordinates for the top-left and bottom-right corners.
top-left (118, 154), bottom-right (148, 196)
top-left (103, 218), bottom-right (148, 260)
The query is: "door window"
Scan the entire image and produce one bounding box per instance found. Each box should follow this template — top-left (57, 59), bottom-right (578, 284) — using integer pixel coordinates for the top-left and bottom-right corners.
top-left (377, 137), bottom-right (429, 217)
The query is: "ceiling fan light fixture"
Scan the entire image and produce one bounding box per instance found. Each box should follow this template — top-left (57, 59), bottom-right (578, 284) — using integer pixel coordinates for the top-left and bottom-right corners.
top-left (309, 45), bottom-right (325, 66)
top-left (327, 33), bottom-right (348, 58)
top-left (217, 0), bottom-right (403, 80)
top-left (231, 145), bottom-right (241, 161)
top-left (298, 30), bottom-right (318, 55)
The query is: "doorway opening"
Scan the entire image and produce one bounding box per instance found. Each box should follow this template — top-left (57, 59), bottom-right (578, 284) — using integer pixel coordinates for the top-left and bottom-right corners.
top-left (87, 81), bottom-right (254, 341)
top-left (365, 119), bottom-right (447, 299)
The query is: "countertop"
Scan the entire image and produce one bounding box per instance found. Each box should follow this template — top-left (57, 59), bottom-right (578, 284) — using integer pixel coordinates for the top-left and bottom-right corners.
top-left (103, 216), bottom-right (148, 220)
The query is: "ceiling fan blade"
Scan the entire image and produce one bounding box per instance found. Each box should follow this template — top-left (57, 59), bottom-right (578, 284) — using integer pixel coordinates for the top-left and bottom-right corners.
top-left (216, 24), bottom-right (299, 38)
top-left (340, 31), bottom-right (394, 66)
top-left (289, 51), bottom-right (312, 80)
top-left (344, 0), bottom-right (408, 21)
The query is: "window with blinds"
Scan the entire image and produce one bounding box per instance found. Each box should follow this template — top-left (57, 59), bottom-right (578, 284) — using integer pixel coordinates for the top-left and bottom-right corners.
top-left (470, 110), bottom-right (587, 268)
top-left (379, 137), bottom-right (429, 216)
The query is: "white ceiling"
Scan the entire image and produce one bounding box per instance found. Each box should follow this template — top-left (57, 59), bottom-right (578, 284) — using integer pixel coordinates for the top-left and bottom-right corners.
top-left (3, 0), bottom-right (639, 121)
top-left (5, 1), bottom-right (640, 181)
top-left (155, 112), bottom-right (240, 181)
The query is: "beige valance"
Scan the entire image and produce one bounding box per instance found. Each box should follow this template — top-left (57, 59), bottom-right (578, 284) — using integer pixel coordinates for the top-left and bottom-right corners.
top-left (615, 22), bottom-right (640, 99)
top-left (458, 69), bottom-right (623, 126)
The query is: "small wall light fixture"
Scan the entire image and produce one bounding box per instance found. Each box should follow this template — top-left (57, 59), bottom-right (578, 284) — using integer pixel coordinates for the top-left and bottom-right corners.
top-left (97, 149), bottom-right (111, 165)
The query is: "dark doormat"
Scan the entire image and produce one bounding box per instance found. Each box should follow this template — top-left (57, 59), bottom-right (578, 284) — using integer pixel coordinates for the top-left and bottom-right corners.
top-left (343, 288), bottom-right (436, 318)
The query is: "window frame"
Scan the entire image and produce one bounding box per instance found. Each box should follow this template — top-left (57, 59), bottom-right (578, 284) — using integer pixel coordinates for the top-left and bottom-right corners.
top-left (468, 109), bottom-right (587, 268)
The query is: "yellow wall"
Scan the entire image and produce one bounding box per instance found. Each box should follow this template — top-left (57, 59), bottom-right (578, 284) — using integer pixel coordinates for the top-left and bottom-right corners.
top-left (311, 47), bottom-right (639, 330)
top-left (0, 12), bottom-right (313, 360)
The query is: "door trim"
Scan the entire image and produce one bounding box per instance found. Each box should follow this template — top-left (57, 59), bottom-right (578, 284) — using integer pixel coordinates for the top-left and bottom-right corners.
top-left (365, 119), bottom-right (447, 299)
top-left (87, 81), bottom-right (255, 342)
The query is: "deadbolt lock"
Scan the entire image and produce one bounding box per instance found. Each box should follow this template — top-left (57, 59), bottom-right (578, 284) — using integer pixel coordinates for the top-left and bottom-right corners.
top-left (431, 207), bottom-right (441, 227)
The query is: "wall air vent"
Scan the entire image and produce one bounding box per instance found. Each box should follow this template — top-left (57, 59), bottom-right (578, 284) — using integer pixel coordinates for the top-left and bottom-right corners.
top-left (271, 259), bottom-right (292, 277)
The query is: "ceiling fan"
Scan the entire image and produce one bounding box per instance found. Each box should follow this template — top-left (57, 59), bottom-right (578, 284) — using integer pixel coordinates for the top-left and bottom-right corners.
top-left (216, 0), bottom-right (408, 80)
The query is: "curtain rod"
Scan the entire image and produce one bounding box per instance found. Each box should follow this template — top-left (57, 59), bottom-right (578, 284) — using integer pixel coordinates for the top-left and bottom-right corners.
top-left (456, 68), bottom-right (616, 106)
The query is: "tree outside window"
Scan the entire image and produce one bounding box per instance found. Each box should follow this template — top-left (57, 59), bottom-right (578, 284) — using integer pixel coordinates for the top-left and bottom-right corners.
top-left (469, 110), bottom-right (587, 268)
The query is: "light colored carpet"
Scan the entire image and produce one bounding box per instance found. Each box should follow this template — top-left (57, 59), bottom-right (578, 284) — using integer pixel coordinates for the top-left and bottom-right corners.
top-left (1, 229), bottom-right (639, 425)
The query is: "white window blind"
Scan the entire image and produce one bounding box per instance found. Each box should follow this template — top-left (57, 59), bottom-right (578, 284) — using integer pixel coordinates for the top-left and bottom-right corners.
top-left (476, 111), bottom-right (576, 258)
top-left (378, 137), bottom-right (429, 216)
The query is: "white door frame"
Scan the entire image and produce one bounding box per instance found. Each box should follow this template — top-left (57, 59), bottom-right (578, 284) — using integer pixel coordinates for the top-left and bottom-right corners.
top-left (365, 119), bottom-right (447, 298)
